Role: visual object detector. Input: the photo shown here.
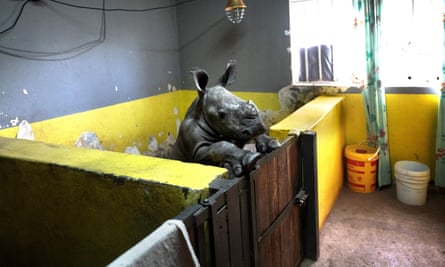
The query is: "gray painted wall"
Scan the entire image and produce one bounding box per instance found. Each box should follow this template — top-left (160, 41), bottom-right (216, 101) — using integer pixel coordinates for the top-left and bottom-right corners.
top-left (0, 0), bottom-right (291, 129)
top-left (176, 0), bottom-right (291, 91)
top-left (0, 0), bottom-right (181, 129)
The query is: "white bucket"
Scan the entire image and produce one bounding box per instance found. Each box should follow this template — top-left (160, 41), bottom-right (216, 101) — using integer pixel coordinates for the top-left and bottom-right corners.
top-left (394, 161), bottom-right (430, 206)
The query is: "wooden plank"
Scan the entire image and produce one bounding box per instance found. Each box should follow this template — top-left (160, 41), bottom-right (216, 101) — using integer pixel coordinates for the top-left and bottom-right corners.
top-left (250, 137), bottom-right (303, 267)
top-left (257, 160), bottom-right (274, 267)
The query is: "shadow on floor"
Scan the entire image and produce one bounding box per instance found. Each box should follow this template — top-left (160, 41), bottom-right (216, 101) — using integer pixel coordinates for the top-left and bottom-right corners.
top-left (300, 185), bottom-right (445, 267)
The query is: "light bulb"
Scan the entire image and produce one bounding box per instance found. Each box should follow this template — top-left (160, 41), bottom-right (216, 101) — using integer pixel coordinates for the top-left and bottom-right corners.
top-left (225, 0), bottom-right (247, 24)
top-left (225, 8), bottom-right (245, 24)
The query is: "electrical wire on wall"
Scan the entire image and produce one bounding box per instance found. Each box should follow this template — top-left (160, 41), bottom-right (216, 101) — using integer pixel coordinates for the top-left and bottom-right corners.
top-left (47, 0), bottom-right (197, 12)
top-left (0, 0), bottom-right (198, 60)
top-left (0, 0), bottom-right (106, 60)
top-left (0, 0), bottom-right (32, 35)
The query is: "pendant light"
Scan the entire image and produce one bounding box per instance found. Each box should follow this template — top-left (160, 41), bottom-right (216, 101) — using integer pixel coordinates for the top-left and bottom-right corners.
top-left (225, 0), bottom-right (247, 24)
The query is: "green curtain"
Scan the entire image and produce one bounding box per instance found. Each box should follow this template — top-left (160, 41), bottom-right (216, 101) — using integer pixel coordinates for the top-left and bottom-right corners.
top-left (354, 0), bottom-right (392, 187)
top-left (435, 9), bottom-right (445, 187)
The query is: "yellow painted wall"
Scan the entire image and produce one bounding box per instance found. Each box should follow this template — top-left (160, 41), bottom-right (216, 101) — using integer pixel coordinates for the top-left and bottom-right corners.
top-left (0, 90), bottom-right (280, 266)
top-left (341, 93), bottom-right (439, 179)
top-left (0, 91), bottom-right (193, 153)
top-left (270, 92), bottom-right (439, 228)
top-left (385, 94), bottom-right (438, 172)
top-left (233, 91), bottom-right (281, 111)
top-left (312, 100), bottom-right (344, 229)
top-left (0, 90), bottom-right (279, 154)
top-left (270, 96), bottom-right (345, 229)
top-left (341, 94), bottom-right (368, 145)
top-left (0, 137), bottom-right (226, 266)
top-left (0, 90), bottom-right (438, 237)
top-left (1, 88), bottom-right (438, 261)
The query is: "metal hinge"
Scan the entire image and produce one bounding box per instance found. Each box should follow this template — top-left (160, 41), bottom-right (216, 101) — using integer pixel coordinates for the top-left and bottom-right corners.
top-left (295, 190), bottom-right (309, 207)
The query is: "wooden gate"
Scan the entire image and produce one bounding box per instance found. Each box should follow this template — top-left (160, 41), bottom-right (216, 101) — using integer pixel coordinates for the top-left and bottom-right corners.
top-left (177, 131), bottom-right (319, 267)
top-left (249, 135), bottom-right (302, 267)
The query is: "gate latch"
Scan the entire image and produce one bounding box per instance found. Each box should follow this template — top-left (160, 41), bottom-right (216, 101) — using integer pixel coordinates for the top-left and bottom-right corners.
top-left (295, 190), bottom-right (309, 207)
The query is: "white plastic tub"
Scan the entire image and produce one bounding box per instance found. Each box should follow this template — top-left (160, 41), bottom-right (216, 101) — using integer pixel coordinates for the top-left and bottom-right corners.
top-left (394, 161), bottom-right (430, 206)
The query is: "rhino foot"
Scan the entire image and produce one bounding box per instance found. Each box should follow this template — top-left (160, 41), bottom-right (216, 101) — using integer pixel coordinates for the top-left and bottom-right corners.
top-left (256, 134), bottom-right (281, 153)
top-left (242, 152), bottom-right (262, 173)
top-left (267, 139), bottom-right (281, 151)
top-left (220, 151), bottom-right (261, 177)
top-left (221, 162), bottom-right (241, 177)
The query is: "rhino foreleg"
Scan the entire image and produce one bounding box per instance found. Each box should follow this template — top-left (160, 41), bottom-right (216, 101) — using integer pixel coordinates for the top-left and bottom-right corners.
top-left (195, 141), bottom-right (261, 177)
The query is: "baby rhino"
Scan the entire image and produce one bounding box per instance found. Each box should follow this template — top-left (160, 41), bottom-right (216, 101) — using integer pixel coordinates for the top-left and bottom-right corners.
top-left (172, 60), bottom-right (280, 177)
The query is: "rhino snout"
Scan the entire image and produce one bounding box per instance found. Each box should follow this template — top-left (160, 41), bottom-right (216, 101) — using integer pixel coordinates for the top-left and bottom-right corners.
top-left (240, 123), bottom-right (266, 138)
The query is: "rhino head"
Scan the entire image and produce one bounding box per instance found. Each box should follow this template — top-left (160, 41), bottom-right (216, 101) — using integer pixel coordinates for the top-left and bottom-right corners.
top-left (192, 60), bottom-right (266, 146)
top-left (172, 60), bottom-right (280, 177)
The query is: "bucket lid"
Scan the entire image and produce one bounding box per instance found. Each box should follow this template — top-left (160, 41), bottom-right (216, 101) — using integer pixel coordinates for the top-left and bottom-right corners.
top-left (394, 161), bottom-right (430, 177)
top-left (345, 145), bottom-right (379, 161)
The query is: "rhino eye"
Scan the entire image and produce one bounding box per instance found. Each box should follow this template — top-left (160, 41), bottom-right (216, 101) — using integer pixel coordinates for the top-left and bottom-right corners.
top-left (218, 110), bottom-right (226, 119)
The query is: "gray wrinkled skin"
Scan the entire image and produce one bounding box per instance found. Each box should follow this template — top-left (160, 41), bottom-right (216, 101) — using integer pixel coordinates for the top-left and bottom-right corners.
top-left (172, 61), bottom-right (280, 177)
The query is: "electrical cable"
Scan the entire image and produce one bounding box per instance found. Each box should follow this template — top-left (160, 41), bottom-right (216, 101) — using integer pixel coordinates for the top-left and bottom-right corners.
top-left (0, 0), bottom-right (197, 60)
top-left (0, 0), bottom-right (32, 35)
top-left (0, 0), bottom-right (106, 60)
top-left (47, 0), bottom-right (198, 12)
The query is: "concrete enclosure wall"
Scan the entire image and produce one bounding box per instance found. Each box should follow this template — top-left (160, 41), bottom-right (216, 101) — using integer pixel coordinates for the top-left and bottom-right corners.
top-left (0, 0), bottom-right (181, 129)
top-left (0, 90), bottom-right (281, 153)
top-left (0, 0), bottom-right (291, 130)
top-left (0, 136), bottom-right (226, 267)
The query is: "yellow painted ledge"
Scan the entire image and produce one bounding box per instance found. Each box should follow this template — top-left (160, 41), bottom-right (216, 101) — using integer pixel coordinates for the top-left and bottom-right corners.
top-left (0, 137), bottom-right (227, 190)
top-left (270, 96), bottom-right (344, 139)
top-left (0, 136), bottom-right (227, 266)
top-left (270, 96), bottom-right (345, 230)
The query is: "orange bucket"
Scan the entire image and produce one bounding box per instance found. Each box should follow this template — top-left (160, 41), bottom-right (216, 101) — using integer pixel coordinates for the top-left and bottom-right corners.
top-left (344, 142), bottom-right (379, 193)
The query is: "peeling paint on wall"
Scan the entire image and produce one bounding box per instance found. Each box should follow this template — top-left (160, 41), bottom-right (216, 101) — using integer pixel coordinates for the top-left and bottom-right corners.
top-left (0, 92), bottom-right (196, 155)
top-left (17, 120), bottom-right (35, 140)
top-left (144, 133), bottom-right (175, 158)
top-left (173, 106), bottom-right (181, 136)
top-left (176, 118), bottom-right (181, 136)
top-left (75, 132), bottom-right (104, 150)
top-left (125, 144), bottom-right (141, 155)
top-left (10, 117), bottom-right (19, 127)
top-left (147, 136), bottom-right (158, 152)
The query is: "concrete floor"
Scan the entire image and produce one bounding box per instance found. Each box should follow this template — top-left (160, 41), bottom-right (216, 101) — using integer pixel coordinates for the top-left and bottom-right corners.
top-left (301, 185), bottom-right (445, 267)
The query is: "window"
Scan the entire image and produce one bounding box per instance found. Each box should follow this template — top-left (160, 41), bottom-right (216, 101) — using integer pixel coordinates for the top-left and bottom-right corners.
top-left (380, 0), bottom-right (443, 87)
top-left (289, 0), bottom-right (365, 86)
top-left (289, 0), bottom-right (444, 87)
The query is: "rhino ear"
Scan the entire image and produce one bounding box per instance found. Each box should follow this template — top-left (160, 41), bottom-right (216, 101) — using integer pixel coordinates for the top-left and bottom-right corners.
top-left (218, 60), bottom-right (237, 87)
top-left (191, 69), bottom-right (209, 95)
